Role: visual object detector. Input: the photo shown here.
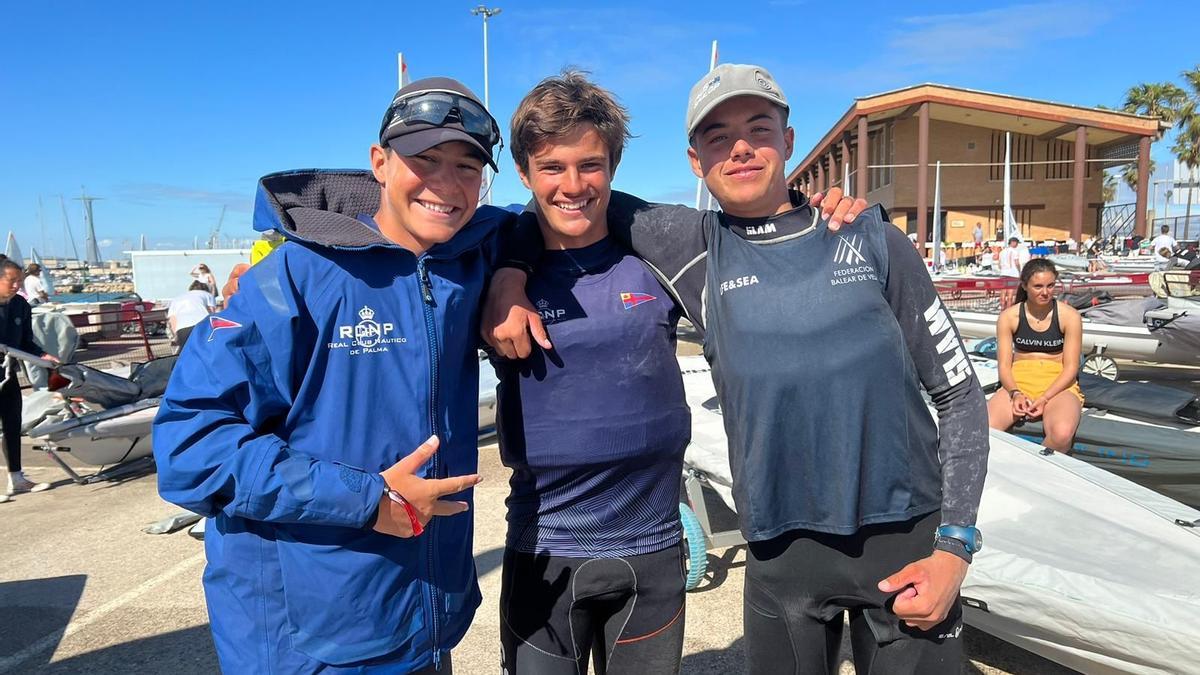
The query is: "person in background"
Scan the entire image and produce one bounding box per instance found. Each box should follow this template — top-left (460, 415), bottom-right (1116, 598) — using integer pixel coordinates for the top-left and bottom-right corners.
top-left (987, 259), bottom-right (1083, 453)
top-left (979, 247), bottom-right (995, 273)
top-left (1149, 224), bottom-right (1178, 272)
top-left (189, 263), bottom-right (218, 296)
top-left (973, 222), bottom-right (983, 247)
top-left (0, 260), bottom-right (58, 503)
top-left (1086, 238), bottom-right (1107, 273)
top-left (166, 280), bottom-right (215, 349)
top-left (998, 236), bottom-right (1029, 309)
top-left (22, 264), bottom-right (49, 305)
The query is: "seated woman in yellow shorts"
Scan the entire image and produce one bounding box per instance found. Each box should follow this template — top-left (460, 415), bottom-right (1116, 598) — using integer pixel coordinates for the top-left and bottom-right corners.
top-left (987, 258), bottom-right (1084, 452)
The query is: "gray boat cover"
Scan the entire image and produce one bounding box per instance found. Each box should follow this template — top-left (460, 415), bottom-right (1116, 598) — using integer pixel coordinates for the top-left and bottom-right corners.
top-left (54, 356), bottom-right (177, 409)
top-left (1080, 297), bottom-right (1200, 366)
top-left (1015, 416), bottom-right (1200, 509)
top-left (24, 311), bottom-right (79, 389)
top-left (1075, 372), bottom-right (1200, 424)
top-left (1079, 296), bottom-right (1163, 326)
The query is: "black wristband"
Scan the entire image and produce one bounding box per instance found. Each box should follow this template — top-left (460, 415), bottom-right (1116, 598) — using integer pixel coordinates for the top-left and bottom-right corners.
top-left (934, 535), bottom-right (973, 564)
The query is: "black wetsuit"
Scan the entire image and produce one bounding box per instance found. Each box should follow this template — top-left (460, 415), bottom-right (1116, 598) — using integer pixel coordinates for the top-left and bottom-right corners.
top-left (0, 294), bottom-right (44, 473)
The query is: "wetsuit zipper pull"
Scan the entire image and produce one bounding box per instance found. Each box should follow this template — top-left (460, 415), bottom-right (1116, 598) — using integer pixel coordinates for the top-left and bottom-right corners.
top-left (417, 258), bottom-right (436, 306)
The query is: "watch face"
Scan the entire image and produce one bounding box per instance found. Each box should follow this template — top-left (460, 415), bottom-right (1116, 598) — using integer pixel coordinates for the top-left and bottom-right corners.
top-left (973, 530), bottom-right (984, 553)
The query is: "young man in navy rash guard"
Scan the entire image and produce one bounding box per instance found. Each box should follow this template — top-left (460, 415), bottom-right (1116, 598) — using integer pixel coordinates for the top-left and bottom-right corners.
top-left (154, 77), bottom-right (507, 674)
top-left (494, 72), bottom-right (692, 675)
top-left (485, 64), bottom-right (989, 674)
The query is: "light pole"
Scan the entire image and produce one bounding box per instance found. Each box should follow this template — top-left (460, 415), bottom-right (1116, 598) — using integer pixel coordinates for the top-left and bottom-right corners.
top-left (470, 5), bottom-right (501, 204)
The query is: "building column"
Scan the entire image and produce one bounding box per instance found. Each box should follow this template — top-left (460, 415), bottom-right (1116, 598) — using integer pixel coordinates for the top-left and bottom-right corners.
top-left (916, 102), bottom-right (930, 247)
top-left (1136, 136), bottom-right (1151, 238)
top-left (816, 158), bottom-right (825, 194)
top-left (827, 152), bottom-right (837, 191)
top-left (857, 115), bottom-right (869, 196)
top-left (1071, 126), bottom-right (1087, 241)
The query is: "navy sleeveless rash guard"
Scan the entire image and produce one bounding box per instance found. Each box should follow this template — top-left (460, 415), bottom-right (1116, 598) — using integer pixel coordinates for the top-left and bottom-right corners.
top-left (494, 236), bottom-right (690, 557)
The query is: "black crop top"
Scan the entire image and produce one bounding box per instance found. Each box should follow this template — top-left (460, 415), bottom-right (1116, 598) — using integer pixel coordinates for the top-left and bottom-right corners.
top-left (1014, 302), bottom-right (1065, 353)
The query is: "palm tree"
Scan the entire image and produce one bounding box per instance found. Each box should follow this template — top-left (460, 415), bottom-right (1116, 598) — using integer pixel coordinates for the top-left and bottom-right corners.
top-left (1121, 82), bottom-right (1187, 192)
top-left (1173, 66), bottom-right (1200, 232)
top-left (1121, 157), bottom-right (1155, 194)
top-left (1102, 171), bottom-right (1118, 203)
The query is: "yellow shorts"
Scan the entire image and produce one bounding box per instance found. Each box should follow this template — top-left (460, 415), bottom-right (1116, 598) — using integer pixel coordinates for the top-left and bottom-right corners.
top-left (1012, 359), bottom-right (1084, 404)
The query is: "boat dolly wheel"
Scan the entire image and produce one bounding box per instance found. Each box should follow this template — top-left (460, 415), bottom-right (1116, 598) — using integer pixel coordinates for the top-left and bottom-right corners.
top-left (1082, 353), bottom-right (1119, 380)
top-left (679, 503), bottom-right (708, 591)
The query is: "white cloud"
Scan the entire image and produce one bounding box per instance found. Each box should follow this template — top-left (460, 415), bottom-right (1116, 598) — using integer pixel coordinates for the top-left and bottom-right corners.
top-left (111, 182), bottom-right (253, 212)
top-left (822, 2), bottom-right (1113, 94)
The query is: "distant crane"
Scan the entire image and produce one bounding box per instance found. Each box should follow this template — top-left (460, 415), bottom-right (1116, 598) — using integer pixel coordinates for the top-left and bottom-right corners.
top-left (208, 205), bottom-right (226, 249)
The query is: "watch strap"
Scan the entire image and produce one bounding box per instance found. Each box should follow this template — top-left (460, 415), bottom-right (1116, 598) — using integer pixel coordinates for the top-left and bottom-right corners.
top-left (934, 535), bottom-right (973, 564)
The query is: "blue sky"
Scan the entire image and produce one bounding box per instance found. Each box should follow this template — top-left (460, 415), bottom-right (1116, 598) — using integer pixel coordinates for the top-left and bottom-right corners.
top-left (3, 0), bottom-right (1199, 259)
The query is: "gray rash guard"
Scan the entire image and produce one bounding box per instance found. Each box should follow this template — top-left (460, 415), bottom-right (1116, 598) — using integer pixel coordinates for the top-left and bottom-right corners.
top-left (501, 193), bottom-right (989, 538)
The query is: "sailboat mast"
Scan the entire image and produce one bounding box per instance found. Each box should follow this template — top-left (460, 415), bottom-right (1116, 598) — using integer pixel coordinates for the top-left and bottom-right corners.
top-left (59, 195), bottom-right (80, 260)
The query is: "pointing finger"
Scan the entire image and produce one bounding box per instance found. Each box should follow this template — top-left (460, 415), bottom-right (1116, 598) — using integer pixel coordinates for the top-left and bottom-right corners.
top-left (528, 313), bottom-right (552, 351)
top-left (429, 473), bottom-right (483, 497)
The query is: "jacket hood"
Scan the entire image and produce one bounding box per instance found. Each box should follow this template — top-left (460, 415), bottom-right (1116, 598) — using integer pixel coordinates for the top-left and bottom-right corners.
top-left (253, 169), bottom-right (498, 257)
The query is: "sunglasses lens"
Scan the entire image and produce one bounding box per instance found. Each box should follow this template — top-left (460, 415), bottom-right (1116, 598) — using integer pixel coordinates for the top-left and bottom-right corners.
top-left (384, 92), bottom-right (500, 149)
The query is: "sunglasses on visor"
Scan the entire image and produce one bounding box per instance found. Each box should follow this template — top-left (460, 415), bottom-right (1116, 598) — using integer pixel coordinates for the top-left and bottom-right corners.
top-left (379, 91), bottom-right (502, 150)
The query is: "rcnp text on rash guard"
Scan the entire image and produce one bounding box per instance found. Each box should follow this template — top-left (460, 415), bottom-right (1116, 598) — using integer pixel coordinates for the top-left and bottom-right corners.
top-left (494, 236), bottom-right (690, 557)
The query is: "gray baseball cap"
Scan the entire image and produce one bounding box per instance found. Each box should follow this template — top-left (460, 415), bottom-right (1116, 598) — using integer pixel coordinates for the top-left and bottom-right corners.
top-left (685, 64), bottom-right (789, 138)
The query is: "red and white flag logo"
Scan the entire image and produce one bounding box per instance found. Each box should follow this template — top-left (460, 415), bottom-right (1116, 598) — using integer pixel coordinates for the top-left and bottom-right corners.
top-left (207, 315), bottom-right (243, 341)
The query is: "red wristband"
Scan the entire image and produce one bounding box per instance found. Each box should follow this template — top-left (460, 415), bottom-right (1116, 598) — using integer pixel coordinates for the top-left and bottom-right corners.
top-left (386, 488), bottom-right (424, 536)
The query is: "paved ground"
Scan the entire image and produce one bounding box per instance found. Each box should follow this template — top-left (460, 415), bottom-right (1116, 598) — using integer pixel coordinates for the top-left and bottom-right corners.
top-left (0, 435), bottom-right (1082, 674)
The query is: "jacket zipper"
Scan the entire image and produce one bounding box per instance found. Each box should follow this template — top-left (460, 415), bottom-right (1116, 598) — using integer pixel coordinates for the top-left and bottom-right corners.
top-left (416, 255), bottom-right (443, 669)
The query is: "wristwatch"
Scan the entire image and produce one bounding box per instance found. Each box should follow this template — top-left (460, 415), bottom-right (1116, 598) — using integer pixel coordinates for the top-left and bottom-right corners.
top-left (935, 525), bottom-right (983, 558)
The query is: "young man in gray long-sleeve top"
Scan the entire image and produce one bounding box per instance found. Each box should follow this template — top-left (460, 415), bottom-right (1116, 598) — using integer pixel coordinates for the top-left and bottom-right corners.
top-left (485, 64), bottom-right (989, 674)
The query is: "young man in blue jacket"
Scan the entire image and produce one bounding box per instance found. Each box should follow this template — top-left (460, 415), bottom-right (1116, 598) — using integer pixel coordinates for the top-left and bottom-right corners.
top-left (154, 77), bottom-right (507, 673)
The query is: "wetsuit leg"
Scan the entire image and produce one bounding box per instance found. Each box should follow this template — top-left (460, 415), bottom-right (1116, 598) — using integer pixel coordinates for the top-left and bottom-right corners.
top-left (744, 533), bottom-right (845, 675)
top-left (743, 512), bottom-right (965, 675)
top-left (849, 602), bottom-right (962, 675)
top-left (0, 375), bottom-right (22, 473)
top-left (500, 545), bottom-right (686, 675)
top-left (500, 549), bottom-right (592, 674)
top-left (590, 544), bottom-right (686, 675)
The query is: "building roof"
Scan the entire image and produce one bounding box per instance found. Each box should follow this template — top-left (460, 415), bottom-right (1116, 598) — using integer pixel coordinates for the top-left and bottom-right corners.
top-left (788, 83), bottom-right (1167, 182)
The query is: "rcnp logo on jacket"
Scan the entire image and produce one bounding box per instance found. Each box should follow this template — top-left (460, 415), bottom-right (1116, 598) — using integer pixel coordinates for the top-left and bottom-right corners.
top-left (329, 305), bottom-right (406, 355)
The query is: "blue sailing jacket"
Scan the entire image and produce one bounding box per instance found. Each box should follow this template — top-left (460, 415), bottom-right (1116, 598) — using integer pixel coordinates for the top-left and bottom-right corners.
top-left (154, 170), bottom-right (510, 673)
